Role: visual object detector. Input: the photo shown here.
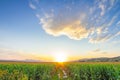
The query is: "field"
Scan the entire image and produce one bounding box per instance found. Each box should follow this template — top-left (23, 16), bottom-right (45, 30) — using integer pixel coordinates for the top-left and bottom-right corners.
top-left (0, 62), bottom-right (120, 80)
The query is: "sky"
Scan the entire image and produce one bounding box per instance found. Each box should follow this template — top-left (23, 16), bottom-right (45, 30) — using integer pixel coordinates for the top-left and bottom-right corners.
top-left (0, 0), bottom-right (120, 62)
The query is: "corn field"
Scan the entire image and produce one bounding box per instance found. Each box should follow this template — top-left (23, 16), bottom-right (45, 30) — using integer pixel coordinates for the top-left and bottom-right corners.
top-left (0, 62), bottom-right (120, 80)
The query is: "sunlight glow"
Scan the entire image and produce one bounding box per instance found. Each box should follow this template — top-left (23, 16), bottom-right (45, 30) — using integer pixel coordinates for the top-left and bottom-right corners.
top-left (54, 53), bottom-right (67, 62)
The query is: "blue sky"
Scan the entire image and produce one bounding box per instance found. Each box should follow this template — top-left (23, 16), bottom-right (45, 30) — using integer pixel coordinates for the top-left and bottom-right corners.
top-left (0, 0), bottom-right (120, 61)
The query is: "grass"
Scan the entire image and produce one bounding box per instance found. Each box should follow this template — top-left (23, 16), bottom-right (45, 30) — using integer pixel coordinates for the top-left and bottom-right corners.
top-left (0, 62), bottom-right (120, 80)
top-left (66, 62), bottom-right (120, 80)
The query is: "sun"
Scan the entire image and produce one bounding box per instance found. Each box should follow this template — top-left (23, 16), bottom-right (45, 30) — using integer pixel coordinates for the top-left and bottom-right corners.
top-left (54, 53), bottom-right (67, 62)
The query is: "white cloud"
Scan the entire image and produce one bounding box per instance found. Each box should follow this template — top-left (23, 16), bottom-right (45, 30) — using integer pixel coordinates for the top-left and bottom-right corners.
top-left (99, 4), bottom-right (105, 16)
top-left (0, 48), bottom-right (25, 60)
top-left (0, 48), bottom-right (41, 60)
top-left (29, 3), bottom-right (36, 10)
top-left (112, 40), bottom-right (120, 44)
top-left (115, 31), bottom-right (120, 36)
top-left (108, 0), bottom-right (115, 10)
top-left (89, 35), bottom-right (111, 43)
top-left (40, 15), bottom-right (92, 40)
top-left (93, 49), bottom-right (101, 52)
top-left (30, 0), bottom-right (120, 43)
top-left (116, 21), bottom-right (120, 26)
top-left (110, 0), bottom-right (115, 6)
top-left (89, 48), bottom-right (107, 54)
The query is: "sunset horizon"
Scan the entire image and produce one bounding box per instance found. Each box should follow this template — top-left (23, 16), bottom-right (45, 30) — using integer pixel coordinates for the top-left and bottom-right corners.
top-left (0, 0), bottom-right (120, 62)
top-left (0, 0), bottom-right (120, 80)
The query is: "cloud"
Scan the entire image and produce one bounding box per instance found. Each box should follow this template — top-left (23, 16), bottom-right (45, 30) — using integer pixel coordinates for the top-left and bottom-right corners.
top-left (29, 3), bottom-right (36, 10)
top-left (0, 48), bottom-right (26, 60)
top-left (112, 40), bottom-right (120, 44)
top-left (89, 36), bottom-right (110, 43)
top-left (101, 52), bottom-right (107, 54)
top-left (116, 21), bottom-right (120, 26)
top-left (29, 0), bottom-right (120, 43)
top-left (89, 14), bottom-right (120, 43)
top-left (89, 48), bottom-right (107, 54)
top-left (40, 16), bottom-right (92, 40)
top-left (0, 48), bottom-right (38, 60)
top-left (93, 49), bottom-right (101, 52)
top-left (99, 4), bottom-right (105, 16)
